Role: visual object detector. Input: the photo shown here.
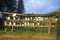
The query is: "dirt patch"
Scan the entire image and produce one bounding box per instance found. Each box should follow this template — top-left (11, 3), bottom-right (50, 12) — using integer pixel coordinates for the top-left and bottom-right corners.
top-left (0, 34), bottom-right (57, 40)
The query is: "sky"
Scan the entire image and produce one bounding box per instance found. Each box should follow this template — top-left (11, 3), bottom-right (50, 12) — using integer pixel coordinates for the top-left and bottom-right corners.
top-left (23, 0), bottom-right (60, 14)
top-left (0, 0), bottom-right (60, 18)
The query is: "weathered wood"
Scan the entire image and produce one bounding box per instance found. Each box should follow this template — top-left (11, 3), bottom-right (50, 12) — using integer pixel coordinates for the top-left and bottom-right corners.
top-left (5, 27), bottom-right (7, 32)
top-left (3, 12), bottom-right (57, 33)
top-left (47, 18), bottom-right (51, 35)
top-left (12, 26), bottom-right (14, 32)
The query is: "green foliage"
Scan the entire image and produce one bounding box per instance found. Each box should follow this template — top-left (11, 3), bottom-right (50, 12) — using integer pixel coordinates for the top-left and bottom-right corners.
top-left (57, 28), bottom-right (60, 35)
top-left (0, 18), bottom-right (4, 29)
top-left (51, 27), bottom-right (57, 35)
top-left (0, 0), bottom-right (16, 12)
top-left (17, 0), bottom-right (24, 13)
top-left (50, 11), bottom-right (60, 27)
top-left (50, 11), bottom-right (60, 35)
top-left (0, 0), bottom-right (24, 13)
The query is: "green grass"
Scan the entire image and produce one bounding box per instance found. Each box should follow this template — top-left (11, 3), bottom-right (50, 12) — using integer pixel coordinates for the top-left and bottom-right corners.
top-left (0, 27), bottom-right (58, 35)
top-left (56, 27), bottom-right (60, 36)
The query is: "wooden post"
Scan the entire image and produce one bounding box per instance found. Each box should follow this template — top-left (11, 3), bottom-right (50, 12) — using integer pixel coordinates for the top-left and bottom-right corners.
top-left (48, 21), bottom-right (51, 40)
top-left (47, 18), bottom-right (51, 35)
top-left (43, 17), bottom-right (45, 21)
top-left (48, 25), bottom-right (51, 35)
top-left (5, 27), bottom-right (7, 32)
top-left (12, 26), bottom-right (14, 32)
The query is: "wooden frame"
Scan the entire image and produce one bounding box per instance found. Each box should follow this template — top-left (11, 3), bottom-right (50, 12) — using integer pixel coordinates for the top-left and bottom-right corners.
top-left (2, 12), bottom-right (58, 34)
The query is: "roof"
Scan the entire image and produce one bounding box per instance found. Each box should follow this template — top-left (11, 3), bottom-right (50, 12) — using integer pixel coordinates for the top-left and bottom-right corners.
top-left (2, 12), bottom-right (56, 17)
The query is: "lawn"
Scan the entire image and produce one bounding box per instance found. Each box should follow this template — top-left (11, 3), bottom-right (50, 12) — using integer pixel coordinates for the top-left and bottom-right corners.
top-left (0, 27), bottom-right (57, 35)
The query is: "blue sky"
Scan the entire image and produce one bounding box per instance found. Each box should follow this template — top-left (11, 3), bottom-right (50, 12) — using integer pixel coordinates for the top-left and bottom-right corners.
top-left (0, 0), bottom-right (60, 17)
top-left (23, 0), bottom-right (60, 14)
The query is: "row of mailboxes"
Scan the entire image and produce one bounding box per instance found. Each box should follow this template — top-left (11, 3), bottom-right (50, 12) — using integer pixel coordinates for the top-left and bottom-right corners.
top-left (6, 17), bottom-right (20, 20)
top-left (6, 16), bottom-right (52, 21)
top-left (4, 21), bottom-right (44, 26)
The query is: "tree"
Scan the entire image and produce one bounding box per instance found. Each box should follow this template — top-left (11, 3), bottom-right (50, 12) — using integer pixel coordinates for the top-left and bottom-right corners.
top-left (17, 0), bottom-right (24, 13)
top-left (5, 0), bottom-right (16, 12)
top-left (0, 0), bottom-right (25, 13)
top-left (0, 0), bottom-right (16, 12)
top-left (0, 0), bottom-right (6, 12)
top-left (0, 18), bottom-right (4, 29)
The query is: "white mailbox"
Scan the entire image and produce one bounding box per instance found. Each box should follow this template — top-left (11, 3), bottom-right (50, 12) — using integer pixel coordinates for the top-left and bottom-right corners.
top-left (8, 17), bottom-right (10, 20)
top-left (4, 21), bottom-right (7, 25)
top-left (37, 23), bottom-right (40, 26)
top-left (9, 22), bottom-right (11, 25)
top-left (13, 22), bottom-right (16, 25)
top-left (13, 17), bottom-right (15, 20)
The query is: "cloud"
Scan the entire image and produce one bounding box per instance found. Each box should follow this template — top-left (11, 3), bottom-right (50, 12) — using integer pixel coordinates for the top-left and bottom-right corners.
top-left (23, 0), bottom-right (60, 14)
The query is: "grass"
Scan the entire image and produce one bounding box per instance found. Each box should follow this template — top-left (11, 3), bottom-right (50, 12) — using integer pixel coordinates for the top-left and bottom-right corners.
top-left (56, 27), bottom-right (60, 36)
top-left (0, 27), bottom-right (58, 35)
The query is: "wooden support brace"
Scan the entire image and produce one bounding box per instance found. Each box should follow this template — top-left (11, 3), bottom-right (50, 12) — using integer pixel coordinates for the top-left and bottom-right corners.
top-left (12, 26), bottom-right (14, 32)
top-left (5, 27), bottom-right (7, 32)
top-left (48, 26), bottom-right (51, 35)
top-left (47, 18), bottom-right (51, 35)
